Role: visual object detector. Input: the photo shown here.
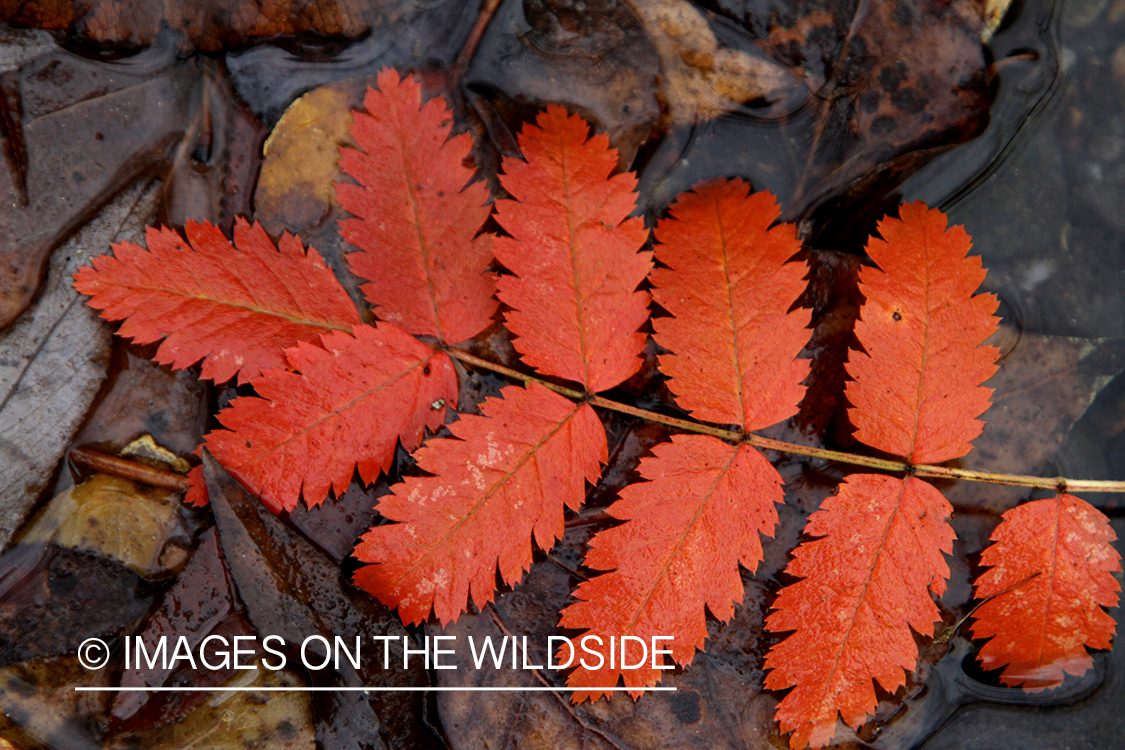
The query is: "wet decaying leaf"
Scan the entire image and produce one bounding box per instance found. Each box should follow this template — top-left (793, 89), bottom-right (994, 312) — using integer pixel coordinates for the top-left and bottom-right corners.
top-left (762, 0), bottom-right (990, 216)
top-left (0, 0), bottom-right (419, 52)
top-left (465, 0), bottom-right (663, 169)
top-left (0, 656), bottom-right (107, 750)
top-left (256, 84), bottom-right (359, 237)
top-left (945, 330), bottom-right (1125, 513)
top-left (112, 666), bottom-right (316, 750)
top-left (162, 64), bottom-right (268, 232)
top-left (0, 37), bottom-right (201, 330)
top-left (0, 181), bottom-right (159, 550)
top-left (288, 479), bottom-right (384, 566)
top-left (638, 0), bottom-right (991, 236)
top-left (109, 528), bottom-right (244, 727)
top-left (17, 474), bottom-right (192, 578)
top-left (0, 544), bottom-right (155, 667)
top-left (620, 0), bottom-right (803, 122)
top-left (71, 350), bottom-right (207, 463)
top-left (202, 452), bottom-right (435, 750)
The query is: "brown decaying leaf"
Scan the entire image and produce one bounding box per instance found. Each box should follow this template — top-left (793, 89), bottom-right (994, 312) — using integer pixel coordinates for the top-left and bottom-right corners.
top-left (0, 0), bottom-right (418, 51)
top-left (619, 0), bottom-right (802, 123)
top-left (203, 451), bottom-right (430, 749)
top-left (1, 181), bottom-right (159, 550)
top-left (17, 474), bottom-right (186, 579)
top-left (760, 0), bottom-right (990, 217)
top-left (0, 40), bottom-right (199, 331)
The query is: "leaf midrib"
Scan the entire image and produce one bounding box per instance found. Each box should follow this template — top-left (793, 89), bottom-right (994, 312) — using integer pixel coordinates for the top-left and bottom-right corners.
top-left (112, 283), bottom-right (355, 333)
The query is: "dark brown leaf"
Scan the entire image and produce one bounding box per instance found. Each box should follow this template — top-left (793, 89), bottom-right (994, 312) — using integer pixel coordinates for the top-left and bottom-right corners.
top-left (202, 451), bottom-right (434, 750)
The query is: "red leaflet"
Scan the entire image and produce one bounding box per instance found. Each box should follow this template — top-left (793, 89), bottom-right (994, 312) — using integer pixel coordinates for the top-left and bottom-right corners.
top-left (185, 324), bottom-right (456, 512)
top-left (493, 106), bottom-right (652, 392)
top-left (337, 69), bottom-right (496, 343)
top-left (650, 179), bottom-right (809, 430)
top-left (971, 493), bottom-right (1121, 689)
top-left (846, 202), bottom-right (999, 463)
top-left (765, 203), bottom-right (1000, 749)
top-left (764, 475), bottom-right (955, 750)
top-left (73, 219), bottom-right (359, 384)
top-left (561, 436), bottom-right (784, 700)
top-left (561, 180), bottom-right (809, 696)
top-left (352, 383), bottom-right (606, 625)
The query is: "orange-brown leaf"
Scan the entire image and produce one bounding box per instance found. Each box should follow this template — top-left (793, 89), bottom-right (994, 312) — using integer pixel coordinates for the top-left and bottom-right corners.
top-left (560, 436), bottom-right (783, 700)
top-left (764, 475), bottom-right (954, 750)
top-left (493, 106), bottom-right (651, 392)
top-left (846, 202), bottom-right (999, 464)
top-left (971, 493), bottom-right (1121, 689)
top-left (185, 324), bottom-right (456, 512)
top-left (73, 219), bottom-right (359, 384)
top-left (337, 69), bottom-right (497, 343)
top-left (651, 179), bottom-right (809, 430)
top-left (353, 382), bottom-right (606, 625)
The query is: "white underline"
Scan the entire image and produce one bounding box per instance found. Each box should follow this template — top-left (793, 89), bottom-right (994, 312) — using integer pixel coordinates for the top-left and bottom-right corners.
top-left (74, 686), bottom-right (676, 692)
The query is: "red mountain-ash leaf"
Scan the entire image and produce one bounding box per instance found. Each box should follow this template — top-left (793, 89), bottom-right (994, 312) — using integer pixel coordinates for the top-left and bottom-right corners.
top-left (185, 324), bottom-right (456, 512)
top-left (765, 203), bottom-right (1000, 749)
top-left (353, 382), bottom-right (606, 625)
top-left (561, 181), bottom-right (810, 697)
top-left (74, 218), bottom-right (359, 384)
top-left (560, 436), bottom-right (784, 700)
top-left (764, 475), bottom-right (955, 750)
top-left (650, 178), bottom-right (810, 430)
top-left (337, 69), bottom-right (496, 343)
top-left (493, 106), bottom-right (651, 392)
top-left (971, 493), bottom-right (1121, 690)
top-left (846, 201), bottom-right (999, 464)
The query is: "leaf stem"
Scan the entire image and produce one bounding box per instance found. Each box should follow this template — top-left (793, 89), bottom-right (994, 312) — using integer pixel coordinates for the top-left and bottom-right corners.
top-left (444, 348), bottom-right (1125, 494)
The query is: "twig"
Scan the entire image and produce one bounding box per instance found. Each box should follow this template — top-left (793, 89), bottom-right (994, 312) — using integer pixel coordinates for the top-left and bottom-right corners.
top-left (69, 446), bottom-right (191, 492)
top-left (444, 348), bottom-right (1125, 494)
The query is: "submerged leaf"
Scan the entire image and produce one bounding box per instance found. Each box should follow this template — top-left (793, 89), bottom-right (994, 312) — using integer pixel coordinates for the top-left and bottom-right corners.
top-left (971, 493), bottom-right (1121, 690)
